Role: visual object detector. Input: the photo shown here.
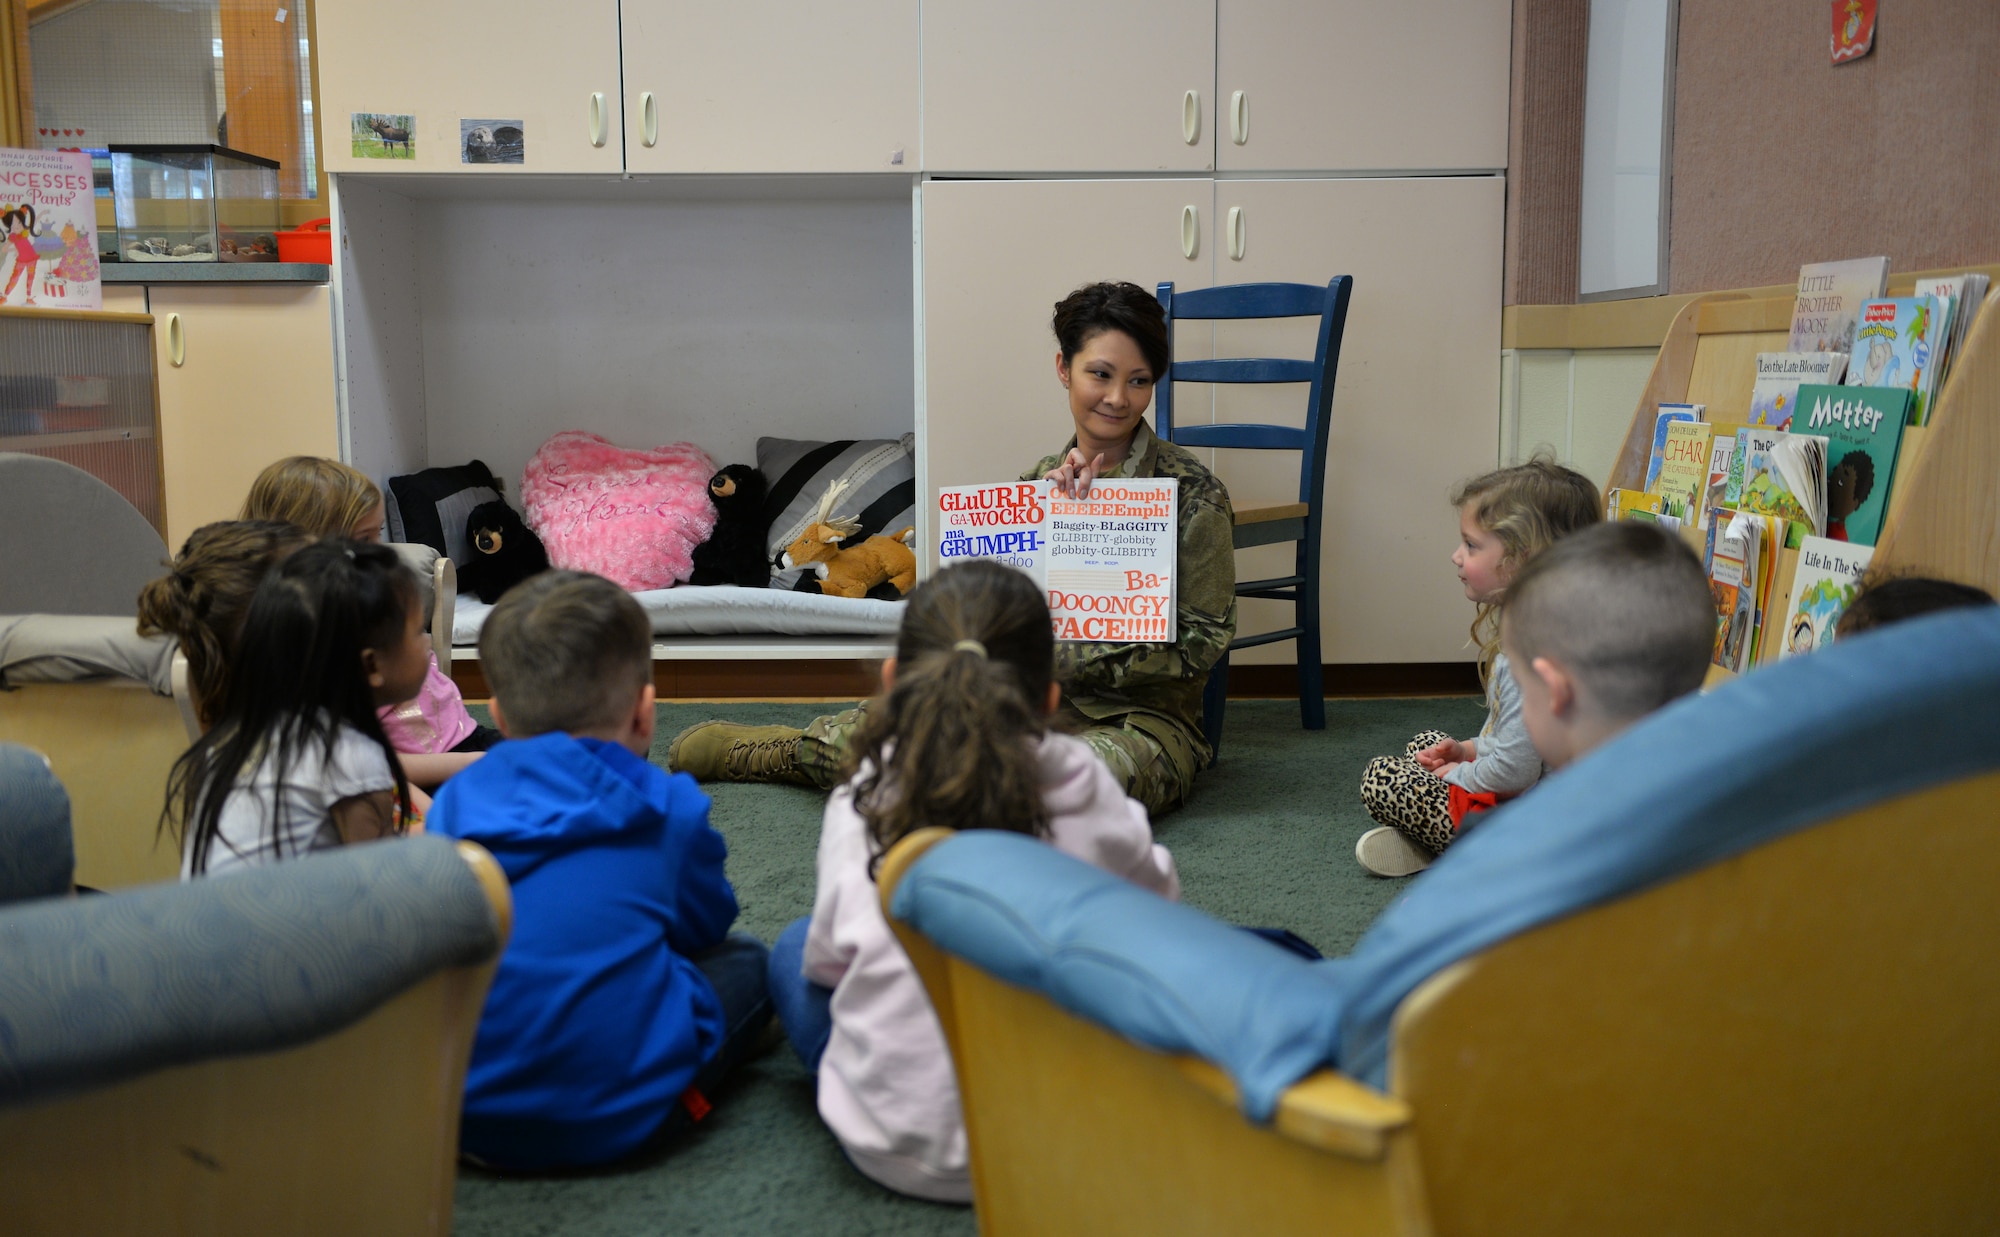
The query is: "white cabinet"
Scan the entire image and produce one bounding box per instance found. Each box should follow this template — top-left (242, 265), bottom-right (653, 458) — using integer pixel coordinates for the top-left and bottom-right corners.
top-left (921, 0), bottom-right (1215, 173)
top-left (316, 0), bottom-right (625, 174)
top-left (918, 179), bottom-right (1212, 537)
top-left (1204, 177), bottom-right (1504, 663)
top-left (1216, 0), bottom-right (1511, 172)
top-left (620, 0), bottom-right (918, 173)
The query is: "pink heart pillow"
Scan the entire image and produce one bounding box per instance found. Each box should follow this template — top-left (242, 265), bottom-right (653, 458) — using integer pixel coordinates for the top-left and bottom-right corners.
top-left (521, 431), bottom-right (718, 591)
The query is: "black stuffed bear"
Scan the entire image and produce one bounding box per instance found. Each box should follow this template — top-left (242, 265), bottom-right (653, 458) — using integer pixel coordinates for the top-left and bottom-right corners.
top-left (458, 500), bottom-right (550, 604)
top-left (689, 464), bottom-right (773, 588)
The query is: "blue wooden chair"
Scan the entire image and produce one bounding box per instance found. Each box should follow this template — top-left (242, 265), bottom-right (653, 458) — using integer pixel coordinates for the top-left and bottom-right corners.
top-left (1154, 278), bottom-right (1353, 754)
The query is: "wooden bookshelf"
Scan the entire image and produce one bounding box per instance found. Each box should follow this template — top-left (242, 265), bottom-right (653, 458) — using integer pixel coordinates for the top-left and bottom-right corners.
top-left (1607, 264), bottom-right (2000, 685)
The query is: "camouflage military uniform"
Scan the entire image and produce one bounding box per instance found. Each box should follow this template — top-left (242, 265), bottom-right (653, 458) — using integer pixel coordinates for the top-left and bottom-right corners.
top-left (800, 420), bottom-right (1236, 818)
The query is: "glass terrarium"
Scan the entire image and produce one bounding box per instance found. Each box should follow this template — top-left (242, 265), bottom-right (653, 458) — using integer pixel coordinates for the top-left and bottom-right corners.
top-left (109, 144), bottom-right (280, 263)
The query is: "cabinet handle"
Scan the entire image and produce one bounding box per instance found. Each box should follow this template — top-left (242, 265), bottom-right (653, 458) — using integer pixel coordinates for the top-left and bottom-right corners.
top-left (1227, 206), bottom-right (1245, 261)
top-left (1181, 90), bottom-right (1200, 145)
top-left (589, 92), bottom-right (608, 147)
top-left (1230, 90), bottom-right (1248, 145)
top-left (1180, 205), bottom-right (1199, 259)
top-left (640, 91), bottom-right (659, 148)
top-left (166, 312), bottom-right (185, 367)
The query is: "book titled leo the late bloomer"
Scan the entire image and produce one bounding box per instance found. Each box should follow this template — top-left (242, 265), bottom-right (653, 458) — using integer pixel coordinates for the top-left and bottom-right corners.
top-left (0, 147), bottom-right (101, 310)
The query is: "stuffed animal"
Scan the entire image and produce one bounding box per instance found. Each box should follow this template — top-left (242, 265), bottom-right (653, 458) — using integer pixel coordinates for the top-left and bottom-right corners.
top-left (688, 464), bottom-right (773, 588)
top-left (458, 499), bottom-right (551, 604)
top-left (779, 479), bottom-right (917, 600)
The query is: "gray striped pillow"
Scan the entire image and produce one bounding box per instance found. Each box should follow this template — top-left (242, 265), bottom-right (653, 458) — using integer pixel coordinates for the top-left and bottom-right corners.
top-left (758, 433), bottom-right (917, 565)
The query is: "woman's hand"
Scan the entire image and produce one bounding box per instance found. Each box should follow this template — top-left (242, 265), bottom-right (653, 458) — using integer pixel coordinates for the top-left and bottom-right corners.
top-left (1044, 447), bottom-right (1107, 499)
top-left (1414, 737), bottom-right (1472, 771)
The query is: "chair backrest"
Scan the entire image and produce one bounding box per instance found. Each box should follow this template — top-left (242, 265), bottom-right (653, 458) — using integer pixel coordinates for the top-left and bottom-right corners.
top-left (1391, 766), bottom-right (2000, 1236)
top-left (0, 835), bottom-right (511, 1235)
top-left (1153, 279), bottom-right (1353, 510)
top-left (0, 615), bottom-right (195, 888)
top-left (0, 452), bottom-right (167, 617)
top-left (0, 743), bottom-right (73, 903)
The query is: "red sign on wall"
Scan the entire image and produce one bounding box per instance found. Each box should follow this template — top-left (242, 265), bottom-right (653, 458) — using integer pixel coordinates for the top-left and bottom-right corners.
top-left (1831, 0), bottom-right (1877, 65)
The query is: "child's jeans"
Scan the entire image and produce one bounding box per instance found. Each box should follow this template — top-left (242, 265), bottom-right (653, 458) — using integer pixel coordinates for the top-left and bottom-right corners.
top-left (653, 933), bottom-right (776, 1139)
top-left (768, 916), bottom-right (834, 1074)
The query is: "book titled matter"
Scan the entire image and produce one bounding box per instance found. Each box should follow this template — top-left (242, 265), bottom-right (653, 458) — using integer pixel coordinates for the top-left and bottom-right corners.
top-left (1791, 383), bottom-right (1911, 547)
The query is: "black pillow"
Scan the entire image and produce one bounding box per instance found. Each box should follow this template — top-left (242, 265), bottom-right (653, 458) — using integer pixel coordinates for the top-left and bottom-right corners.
top-left (385, 461), bottom-right (503, 566)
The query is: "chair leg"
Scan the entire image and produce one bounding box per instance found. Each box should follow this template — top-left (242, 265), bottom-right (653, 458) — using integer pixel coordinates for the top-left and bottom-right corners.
top-left (1297, 555), bottom-right (1325, 731)
top-left (1201, 652), bottom-right (1230, 765)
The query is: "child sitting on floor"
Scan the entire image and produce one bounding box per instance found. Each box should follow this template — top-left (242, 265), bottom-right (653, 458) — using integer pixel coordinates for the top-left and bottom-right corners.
top-left (137, 519), bottom-right (312, 729)
top-left (767, 559), bottom-right (1179, 1203)
top-left (1835, 573), bottom-right (1996, 638)
top-left (1355, 457), bottom-right (1600, 877)
top-left (425, 570), bottom-right (770, 1171)
top-left (167, 540), bottom-right (424, 877)
top-left (1498, 521), bottom-right (1715, 772)
top-left (241, 456), bottom-right (496, 786)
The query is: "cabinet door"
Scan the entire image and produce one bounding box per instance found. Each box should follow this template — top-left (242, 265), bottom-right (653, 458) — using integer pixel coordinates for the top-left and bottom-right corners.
top-left (152, 285), bottom-right (339, 549)
top-left (920, 179), bottom-right (1212, 556)
top-left (316, 0), bottom-right (622, 174)
top-left (1216, 0), bottom-right (1510, 172)
top-left (621, 0), bottom-right (917, 173)
top-left (922, 0), bottom-right (1214, 173)
top-left (1208, 177), bottom-right (1503, 664)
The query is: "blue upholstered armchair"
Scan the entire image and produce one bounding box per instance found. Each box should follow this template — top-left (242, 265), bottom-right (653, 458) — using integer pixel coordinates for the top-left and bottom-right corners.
top-left (0, 835), bottom-right (512, 1235)
top-left (881, 607), bottom-right (2000, 1236)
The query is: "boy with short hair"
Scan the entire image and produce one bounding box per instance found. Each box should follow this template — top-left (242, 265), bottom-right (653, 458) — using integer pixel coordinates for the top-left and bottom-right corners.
top-left (428, 570), bottom-right (770, 1170)
top-left (1500, 522), bottom-right (1715, 770)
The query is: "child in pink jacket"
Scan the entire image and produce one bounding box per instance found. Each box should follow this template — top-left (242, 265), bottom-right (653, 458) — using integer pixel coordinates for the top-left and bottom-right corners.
top-left (767, 560), bottom-right (1179, 1202)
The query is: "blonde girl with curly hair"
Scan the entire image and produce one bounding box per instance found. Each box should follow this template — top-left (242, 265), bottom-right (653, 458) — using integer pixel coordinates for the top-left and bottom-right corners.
top-left (1354, 456), bottom-right (1601, 876)
top-left (242, 456), bottom-right (497, 789)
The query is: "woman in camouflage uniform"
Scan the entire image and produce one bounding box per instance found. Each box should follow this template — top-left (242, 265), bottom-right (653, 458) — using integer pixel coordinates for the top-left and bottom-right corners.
top-left (669, 281), bottom-right (1236, 818)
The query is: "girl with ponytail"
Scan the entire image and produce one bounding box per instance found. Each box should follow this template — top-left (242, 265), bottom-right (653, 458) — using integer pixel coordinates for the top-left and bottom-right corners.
top-left (766, 559), bottom-right (1180, 1203)
top-left (137, 520), bottom-right (313, 728)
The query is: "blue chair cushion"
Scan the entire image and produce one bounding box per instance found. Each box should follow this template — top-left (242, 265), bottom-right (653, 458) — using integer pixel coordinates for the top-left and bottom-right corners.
top-left (0, 834), bottom-right (503, 1109)
top-left (894, 606), bottom-right (2000, 1115)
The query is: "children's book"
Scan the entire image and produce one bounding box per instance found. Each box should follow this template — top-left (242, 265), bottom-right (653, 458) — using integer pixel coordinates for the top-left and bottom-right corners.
top-left (1709, 512), bottom-right (1761, 674)
top-left (1789, 256), bottom-right (1889, 354)
top-left (1847, 296), bottom-right (1949, 425)
top-left (1791, 383), bottom-right (1911, 547)
top-left (1649, 420), bottom-right (1712, 526)
top-left (1777, 536), bottom-right (1875, 660)
top-left (1642, 403), bottom-right (1703, 491)
top-left (1703, 432), bottom-right (1737, 522)
top-left (1734, 428), bottom-right (1827, 544)
top-left (1912, 273), bottom-right (1989, 401)
top-left (1607, 488), bottom-right (1666, 522)
top-left (0, 148), bottom-right (101, 310)
top-left (1747, 352), bottom-right (1847, 429)
top-left (1748, 510), bottom-right (1786, 664)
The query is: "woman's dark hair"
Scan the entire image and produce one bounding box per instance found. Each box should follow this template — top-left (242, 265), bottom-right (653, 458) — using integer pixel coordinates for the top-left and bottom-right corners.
top-left (137, 519), bottom-right (313, 728)
top-left (1835, 572), bottom-right (1996, 639)
top-left (849, 560), bottom-right (1056, 873)
top-left (1052, 281), bottom-right (1171, 381)
top-left (164, 539), bottom-right (416, 874)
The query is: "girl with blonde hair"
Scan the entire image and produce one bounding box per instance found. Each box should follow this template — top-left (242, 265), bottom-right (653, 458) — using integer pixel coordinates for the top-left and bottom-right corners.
top-left (1354, 456), bottom-right (1600, 876)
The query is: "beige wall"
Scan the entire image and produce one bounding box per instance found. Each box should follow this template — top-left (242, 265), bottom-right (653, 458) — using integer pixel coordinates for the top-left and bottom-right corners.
top-left (1500, 346), bottom-right (1657, 487)
top-left (1671, 0), bottom-right (2000, 293)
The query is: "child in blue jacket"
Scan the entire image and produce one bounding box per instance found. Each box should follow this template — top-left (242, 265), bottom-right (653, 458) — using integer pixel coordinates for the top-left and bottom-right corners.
top-left (428, 570), bottom-right (770, 1170)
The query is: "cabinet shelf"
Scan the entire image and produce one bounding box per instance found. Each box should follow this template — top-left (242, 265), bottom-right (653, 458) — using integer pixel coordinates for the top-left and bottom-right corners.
top-left (0, 426), bottom-right (154, 451)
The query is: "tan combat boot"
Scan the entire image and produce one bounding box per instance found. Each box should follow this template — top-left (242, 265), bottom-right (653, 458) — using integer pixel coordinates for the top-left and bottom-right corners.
top-left (666, 721), bottom-right (815, 787)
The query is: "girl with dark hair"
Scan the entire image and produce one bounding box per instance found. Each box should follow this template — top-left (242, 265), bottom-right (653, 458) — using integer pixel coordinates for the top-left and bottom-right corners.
top-left (765, 560), bottom-right (1179, 1203)
top-left (165, 540), bottom-right (429, 878)
top-left (137, 520), bottom-right (314, 729)
top-left (672, 279), bottom-right (1238, 818)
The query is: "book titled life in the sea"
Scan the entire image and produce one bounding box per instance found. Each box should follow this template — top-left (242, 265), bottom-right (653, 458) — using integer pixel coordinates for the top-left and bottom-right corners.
top-left (1778, 535), bottom-right (1875, 660)
top-left (1791, 383), bottom-right (1911, 547)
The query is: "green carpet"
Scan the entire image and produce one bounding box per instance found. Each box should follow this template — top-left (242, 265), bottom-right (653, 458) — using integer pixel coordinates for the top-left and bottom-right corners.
top-left (453, 695), bottom-right (1483, 1236)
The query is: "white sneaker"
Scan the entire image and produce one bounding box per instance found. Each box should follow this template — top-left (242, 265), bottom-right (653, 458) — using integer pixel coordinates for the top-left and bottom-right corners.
top-left (1355, 826), bottom-right (1433, 877)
